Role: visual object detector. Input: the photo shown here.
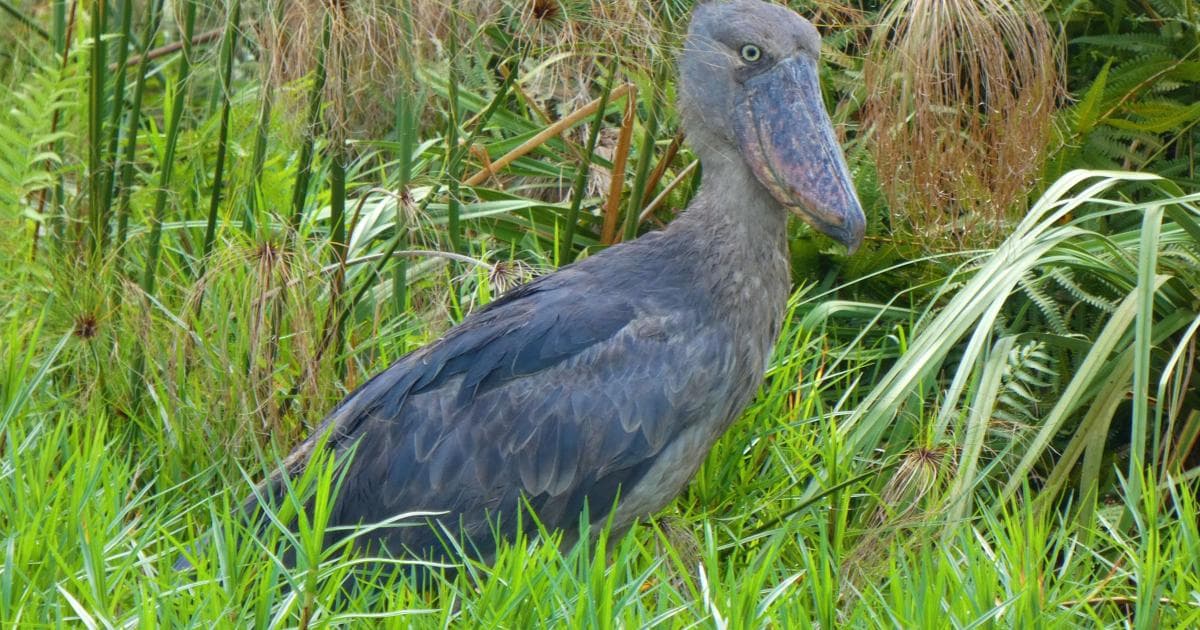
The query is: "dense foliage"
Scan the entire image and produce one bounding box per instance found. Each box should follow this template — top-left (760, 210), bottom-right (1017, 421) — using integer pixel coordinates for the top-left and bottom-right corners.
top-left (1, 0), bottom-right (1198, 625)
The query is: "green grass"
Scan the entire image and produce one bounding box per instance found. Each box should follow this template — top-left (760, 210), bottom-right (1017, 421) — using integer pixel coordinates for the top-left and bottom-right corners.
top-left (2, 261), bottom-right (1199, 625)
top-left (1, 0), bottom-right (1199, 626)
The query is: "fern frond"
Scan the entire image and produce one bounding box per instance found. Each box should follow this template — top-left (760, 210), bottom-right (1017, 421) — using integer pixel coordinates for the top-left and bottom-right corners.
top-left (1111, 99), bottom-right (1200, 133)
top-left (1150, 80), bottom-right (1187, 93)
top-left (1071, 33), bottom-right (1172, 55)
top-left (1146, 0), bottom-right (1186, 18)
top-left (1160, 241), bottom-right (1200, 269)
top-left (1105, 55), bottom-right (1181, 97)
top-left (0, 62), bottom-right (78, 219)
top-left (1019, 271), bottom-right (1070, 335)
top-left (1079, 132), bottom-right (1129, 166)
top-left (1154, 157), bottom-right (1192, 178)
top-left (994, 341), bottom-right (1059, 426)
top-left (1047, 268), bottom-right (1118, 313)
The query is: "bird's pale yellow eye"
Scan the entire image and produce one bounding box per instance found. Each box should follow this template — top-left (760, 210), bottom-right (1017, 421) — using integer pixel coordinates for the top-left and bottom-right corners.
top-left (740, 44), bottom-right (762, 62)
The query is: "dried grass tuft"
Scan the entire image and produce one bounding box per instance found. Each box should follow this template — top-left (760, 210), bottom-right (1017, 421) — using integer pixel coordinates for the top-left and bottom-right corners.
top-left (864, 0), bottom-right (1061, 250)
top-left (840, 445), bottom-right (952, 592)
top-left (260, 1), bottom-right (667, 144)
top-left (263, 0), bottom-right (426, 144)
top-left (508, 0), bottom-right (662, 112)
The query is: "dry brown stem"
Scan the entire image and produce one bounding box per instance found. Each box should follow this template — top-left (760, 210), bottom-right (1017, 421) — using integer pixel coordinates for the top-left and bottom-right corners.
top-left (463, 83), bottom-right (634, 186)
top-left (602, 88), bottom-right (637, 245)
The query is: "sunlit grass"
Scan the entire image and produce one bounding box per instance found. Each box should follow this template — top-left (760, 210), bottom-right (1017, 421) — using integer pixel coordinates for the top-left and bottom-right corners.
top-left (2, 284), bottom-right (1199, 624)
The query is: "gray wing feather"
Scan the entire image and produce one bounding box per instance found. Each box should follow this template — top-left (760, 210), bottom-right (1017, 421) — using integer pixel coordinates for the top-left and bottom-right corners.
top-left (260, 264), bottom-right (732, 561)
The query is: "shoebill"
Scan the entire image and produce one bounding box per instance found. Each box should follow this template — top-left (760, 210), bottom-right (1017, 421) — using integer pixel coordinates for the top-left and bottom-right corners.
top-left (225, 0), bottom-right (864, 568)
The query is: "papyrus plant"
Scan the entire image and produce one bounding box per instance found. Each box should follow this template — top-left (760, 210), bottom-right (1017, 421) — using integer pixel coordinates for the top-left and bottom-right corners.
top-left (864, 0), bottom-right (1060, 250)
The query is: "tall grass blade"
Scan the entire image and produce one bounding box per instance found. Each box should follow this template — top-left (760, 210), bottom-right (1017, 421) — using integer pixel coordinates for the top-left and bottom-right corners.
top-left (245, 0), bottom-right (286, 232)
top-left (140, 0), bottom-right (196, 296)
top-left (114, 0), bottom-right (164, 248)
top-left (132, 0), bottom-right (195, 408)
top-left (199, 0), bottom-right (241, 274)
top-left (1126, 204), bottom-right (1165, 515)
top-left (0, 0), bottom-right (51, 40)
top-left (325, 154), bottom-right (347, 375)
top-left (391, 88), bottom-right (418, 316)
top-left (101, 0), bottom-right (133, 246)
top-left (445, 0), bottom-right (462, 254)
top-left (0, 316), bottom-right (69, 431)
top-left (85, 0), bottom-right (108, 258)
top-left (560, 59), bottom-right (618, 266)
top-left (288, 9), bottom-right (331, 232)
top-left (945, 335), bottom-right (1016, 524)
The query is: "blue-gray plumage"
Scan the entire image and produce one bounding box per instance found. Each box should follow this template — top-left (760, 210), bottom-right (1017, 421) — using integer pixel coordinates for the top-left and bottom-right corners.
top-left (252, 0), bottom-right (864, 565)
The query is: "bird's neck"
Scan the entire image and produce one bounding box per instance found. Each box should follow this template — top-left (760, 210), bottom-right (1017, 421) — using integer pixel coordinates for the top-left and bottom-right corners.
top-left (664, 149), bottom-right (792, 343)
top-left (671, 150), bottom-right (790, 263)
top-left (655, 147), bottom-right (792, 389)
